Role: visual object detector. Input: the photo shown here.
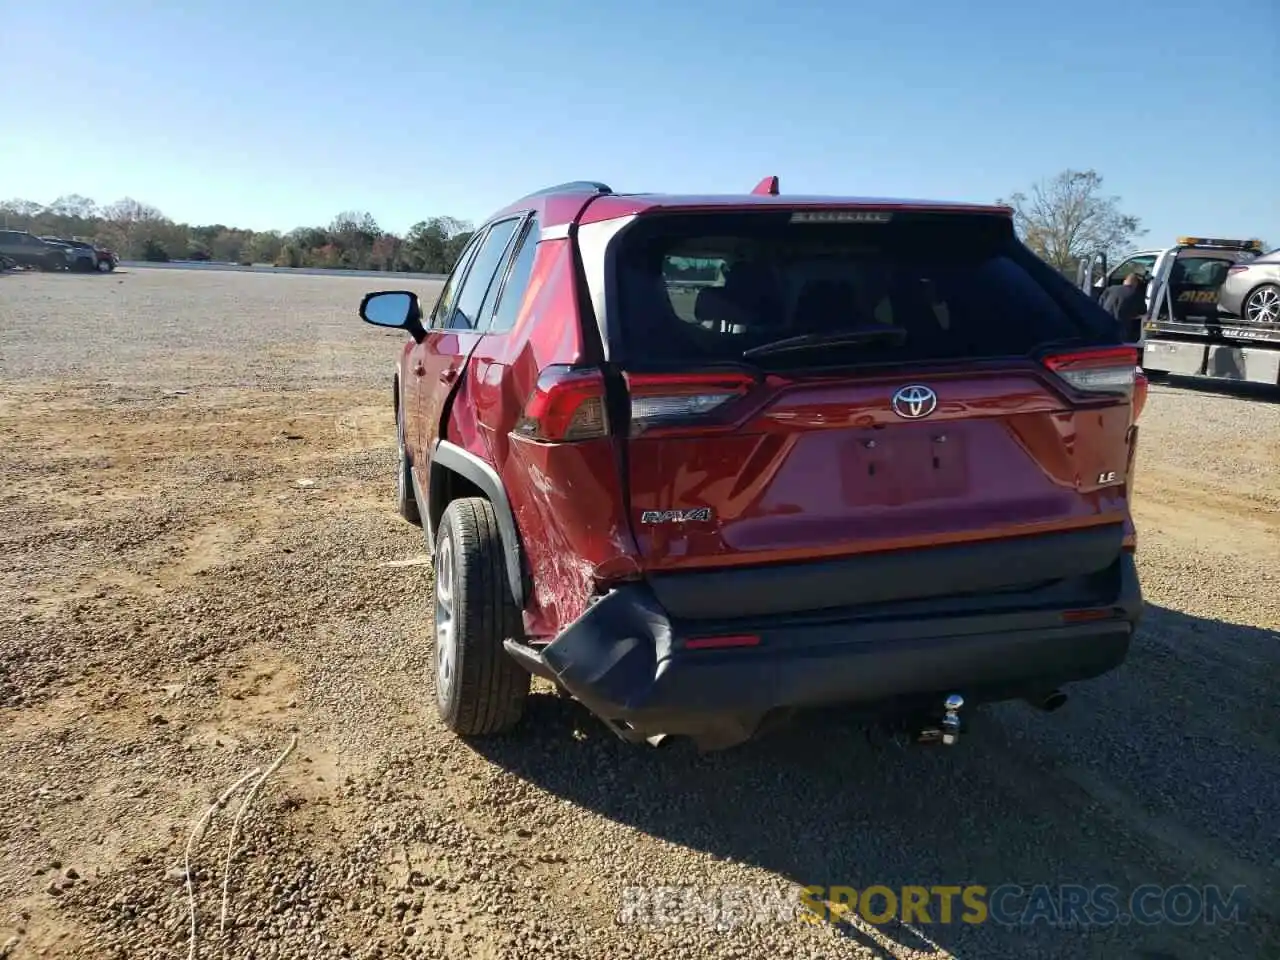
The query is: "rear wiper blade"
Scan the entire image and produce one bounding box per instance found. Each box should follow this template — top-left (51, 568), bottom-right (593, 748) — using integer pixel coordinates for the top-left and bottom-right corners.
top-left (742, 328), bottom-right (907, 359)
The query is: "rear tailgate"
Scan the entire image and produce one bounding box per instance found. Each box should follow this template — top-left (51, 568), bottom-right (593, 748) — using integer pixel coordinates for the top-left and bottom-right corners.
top-left (604, 208), bottom-right (1139, 605)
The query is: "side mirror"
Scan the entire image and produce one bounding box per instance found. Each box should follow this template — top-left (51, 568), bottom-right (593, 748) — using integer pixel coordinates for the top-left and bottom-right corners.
top-left (359, 290), bottom-right (425, 341)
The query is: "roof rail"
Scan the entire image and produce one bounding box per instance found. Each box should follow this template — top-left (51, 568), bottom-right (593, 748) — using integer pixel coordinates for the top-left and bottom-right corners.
top-left (519, 181), bottom-right (613, 201)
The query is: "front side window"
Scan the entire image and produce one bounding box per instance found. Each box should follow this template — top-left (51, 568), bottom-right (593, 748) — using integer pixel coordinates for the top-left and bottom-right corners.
top-left (1111, 254), bottom-right (1156, 284)
top-left (429, 229), bottom-right (487, 330)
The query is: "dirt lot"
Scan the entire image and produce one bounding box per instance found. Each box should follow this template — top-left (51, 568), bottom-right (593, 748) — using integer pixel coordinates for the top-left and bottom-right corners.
top-left (1, 266), bottom-right (1277, 960)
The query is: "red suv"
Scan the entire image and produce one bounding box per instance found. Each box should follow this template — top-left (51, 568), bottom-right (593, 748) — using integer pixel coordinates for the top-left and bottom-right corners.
top-left (359, 178), bottom-right (1147, 751)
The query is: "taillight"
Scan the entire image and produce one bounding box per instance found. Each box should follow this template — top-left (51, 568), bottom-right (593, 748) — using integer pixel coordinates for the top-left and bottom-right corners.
top-left (1133, 369), bottom-right (1149, 421)
top-left (1042, 346), bottom-right (1139, 396)
top-left (512, 367), bottom-right (758, 443)
top-left (1227, 265), bottom-right (1251, 275)
top-left (513, 367), bottom-right (608, 442)
top-left (625, 371), bottom-right (755, 436)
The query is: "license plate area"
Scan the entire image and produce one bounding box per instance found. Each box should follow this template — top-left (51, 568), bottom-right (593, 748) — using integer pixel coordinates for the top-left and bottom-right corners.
top-left (840, 427), bottom-right (969, 505)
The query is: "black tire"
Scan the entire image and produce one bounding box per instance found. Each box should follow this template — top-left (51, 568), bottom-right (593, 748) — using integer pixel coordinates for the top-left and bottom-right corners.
top-left (395, 405), bottom-right (421, 525)
top-left (432, 497), bottom-right (530, 736)
top-left (98, 259), bottom-right (113, 273)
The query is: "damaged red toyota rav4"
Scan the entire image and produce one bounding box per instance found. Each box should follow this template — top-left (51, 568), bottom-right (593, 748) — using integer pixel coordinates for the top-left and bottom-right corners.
top-left (358, 177), bottom-right (1147, 751)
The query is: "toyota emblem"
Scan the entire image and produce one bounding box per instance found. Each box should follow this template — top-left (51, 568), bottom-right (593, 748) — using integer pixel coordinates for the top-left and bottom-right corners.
top-left (891, 384), bottom-right (938, 420)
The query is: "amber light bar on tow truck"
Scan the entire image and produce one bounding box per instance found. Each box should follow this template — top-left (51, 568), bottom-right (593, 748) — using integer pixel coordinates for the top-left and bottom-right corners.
top-left (512, 367), bottom-right (759, 443)
top-left (1176, 237), bottom-right (1264, 252)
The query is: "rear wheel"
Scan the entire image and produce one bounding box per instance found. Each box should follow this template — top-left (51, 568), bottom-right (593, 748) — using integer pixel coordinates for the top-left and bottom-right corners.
top-left (1243, 284), bottom-right (1280, 326)
top-left (98, 258), bottom-right (114, 272)
top-left (433, 497), bottom-right (530, 736)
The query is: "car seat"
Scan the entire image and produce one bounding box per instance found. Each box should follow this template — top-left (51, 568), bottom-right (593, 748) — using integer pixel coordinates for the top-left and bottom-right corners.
top-left (694, 259), bottom-right (785, 334)
top-left (790, 278), bottom-right (864, 335)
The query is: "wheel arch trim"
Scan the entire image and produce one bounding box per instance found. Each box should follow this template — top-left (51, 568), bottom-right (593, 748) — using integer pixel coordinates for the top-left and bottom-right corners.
top-left (425, 440), bottom-right (527, 609)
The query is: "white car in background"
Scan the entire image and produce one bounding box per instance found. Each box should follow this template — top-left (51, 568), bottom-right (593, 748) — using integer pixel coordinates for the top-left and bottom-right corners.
top-left (1217, 248), bottom-right (1280, 328)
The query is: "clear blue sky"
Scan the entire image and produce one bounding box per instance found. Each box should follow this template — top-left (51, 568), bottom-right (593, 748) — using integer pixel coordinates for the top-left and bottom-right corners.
top-left (3, 1), bottom-right (1277, 247)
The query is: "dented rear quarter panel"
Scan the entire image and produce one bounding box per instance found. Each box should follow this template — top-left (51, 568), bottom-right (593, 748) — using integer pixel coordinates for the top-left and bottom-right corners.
top-left (457, 236), bottom-right (640, 640)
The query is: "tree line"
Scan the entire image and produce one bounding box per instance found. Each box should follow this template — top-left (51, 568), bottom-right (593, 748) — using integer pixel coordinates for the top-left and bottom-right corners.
top-left (0, 195), bottom-right (474, 274)
top-left (7, 171), bottom-right (1232, 279)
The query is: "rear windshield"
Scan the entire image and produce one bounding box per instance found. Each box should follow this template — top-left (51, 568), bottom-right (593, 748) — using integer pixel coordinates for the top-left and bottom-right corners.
top-left (611, 211), bottom-right (1118, 369)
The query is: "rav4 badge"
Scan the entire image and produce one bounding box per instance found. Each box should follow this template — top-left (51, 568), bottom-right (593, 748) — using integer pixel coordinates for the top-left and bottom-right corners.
top-left (640, 508), bottom-right (713, 524)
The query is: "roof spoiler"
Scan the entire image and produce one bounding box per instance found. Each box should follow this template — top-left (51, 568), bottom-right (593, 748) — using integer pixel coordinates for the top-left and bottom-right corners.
top-left (751, 176), bottom-right (780, 196)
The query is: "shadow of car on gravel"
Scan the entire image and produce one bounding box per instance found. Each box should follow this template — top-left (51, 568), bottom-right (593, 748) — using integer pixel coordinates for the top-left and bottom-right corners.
top-left (467, 604), bottom-right (1280, 960)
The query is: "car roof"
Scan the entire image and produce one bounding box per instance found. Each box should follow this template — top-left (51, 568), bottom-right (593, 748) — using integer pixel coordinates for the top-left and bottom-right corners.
top-left (485, 180), bottom-right (1013, 231)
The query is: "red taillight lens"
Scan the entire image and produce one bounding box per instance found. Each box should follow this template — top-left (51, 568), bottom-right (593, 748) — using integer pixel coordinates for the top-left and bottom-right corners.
top-left (513, 368), bottom-right (759, 442)
top-left (513, 366), bottom-right (608, 442)
top-left (625, 371), bottom-right (755, 436)
top-left (1043, 346), bottom-right (1139, 396)
top-left (1133, 369), bottom-right (1149, 421)
top-left (1228, 265), bottom-right (1251, 275)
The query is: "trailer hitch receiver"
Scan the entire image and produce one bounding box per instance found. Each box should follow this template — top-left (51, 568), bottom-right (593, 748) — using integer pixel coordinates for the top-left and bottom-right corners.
top-left (918, 693), bottom-right (965, 746)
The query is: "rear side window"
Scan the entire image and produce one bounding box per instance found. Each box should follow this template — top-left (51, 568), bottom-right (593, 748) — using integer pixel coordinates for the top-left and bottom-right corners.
top-left (1171, 256), bottom-right (1231, 287)
top-left (447, 217), bottom-right (521, 331)
top-left (612, 212), bottom-right (1117, 368)
top-left (486, 216), bottom-right (539, 334)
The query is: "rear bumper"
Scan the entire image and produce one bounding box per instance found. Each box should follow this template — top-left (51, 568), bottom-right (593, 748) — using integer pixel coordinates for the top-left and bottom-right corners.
top-left (506, 553), bottom-right (1142, 749)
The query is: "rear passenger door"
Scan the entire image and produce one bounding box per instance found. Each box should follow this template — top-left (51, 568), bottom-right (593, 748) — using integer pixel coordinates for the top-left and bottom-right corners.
top-left (410, 230), bottom-right (484, 458)
top-left (464, 214), bottom-right (541, 465)
top-left (417, 216), bottom-right (524, 456)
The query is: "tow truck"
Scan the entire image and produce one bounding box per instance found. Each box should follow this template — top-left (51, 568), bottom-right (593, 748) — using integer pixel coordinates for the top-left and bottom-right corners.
top-left (1078, 237), bottom-right (1274, 385)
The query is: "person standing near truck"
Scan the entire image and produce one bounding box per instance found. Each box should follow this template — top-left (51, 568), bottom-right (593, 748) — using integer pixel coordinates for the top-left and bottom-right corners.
top-left (1101, 271), bottom-right (1148, 342)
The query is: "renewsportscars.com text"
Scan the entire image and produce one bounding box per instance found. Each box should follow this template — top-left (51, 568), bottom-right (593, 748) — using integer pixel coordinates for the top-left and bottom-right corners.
top-left (616, 883), bottom-right (1248, 930)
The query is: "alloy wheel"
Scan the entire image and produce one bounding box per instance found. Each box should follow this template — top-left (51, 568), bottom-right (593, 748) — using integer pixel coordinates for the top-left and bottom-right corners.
top-left (1245, 287), bottom-right (1279, 325)
top-left (434, 532), bottom-right (456, 704)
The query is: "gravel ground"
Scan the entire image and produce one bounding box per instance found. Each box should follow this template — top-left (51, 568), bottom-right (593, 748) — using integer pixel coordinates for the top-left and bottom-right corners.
top-left (1, 266), bottom-right (1277, 960)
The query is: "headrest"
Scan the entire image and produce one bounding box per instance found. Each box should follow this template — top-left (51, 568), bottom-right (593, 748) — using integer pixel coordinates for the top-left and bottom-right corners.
top-left (695, 286), bottom-right (749, 327)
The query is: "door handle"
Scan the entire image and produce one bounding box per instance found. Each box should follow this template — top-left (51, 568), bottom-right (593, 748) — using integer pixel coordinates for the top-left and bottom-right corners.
top-left (439, 368), bottom-right (459, 385)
